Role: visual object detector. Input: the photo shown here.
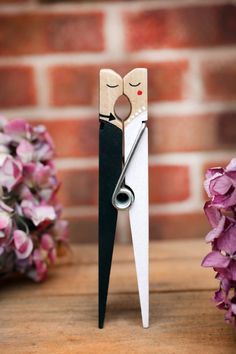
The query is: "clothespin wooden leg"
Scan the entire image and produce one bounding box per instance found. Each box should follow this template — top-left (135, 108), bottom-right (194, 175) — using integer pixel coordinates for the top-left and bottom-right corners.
top-left (125, 123), bottom-right (149, 328)
top-left (99, 70), bottom-right (123, 328)
top-left (124, 69), bottom-right (149, 328)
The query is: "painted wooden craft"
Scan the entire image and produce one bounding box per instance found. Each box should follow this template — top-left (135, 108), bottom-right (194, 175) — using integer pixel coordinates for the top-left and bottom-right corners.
top-left (99, 68), bottom-right (149, 329)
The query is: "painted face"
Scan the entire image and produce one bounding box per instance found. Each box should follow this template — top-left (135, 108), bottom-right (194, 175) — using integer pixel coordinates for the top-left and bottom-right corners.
top-left (99, 69), bottom-right (123, 127)
top-left (123, 68), bottom-right (147, 123)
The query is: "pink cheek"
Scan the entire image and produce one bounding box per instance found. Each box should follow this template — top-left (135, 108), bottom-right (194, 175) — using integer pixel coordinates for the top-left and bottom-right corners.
top-left (137, 90), bottom-right (142, 96)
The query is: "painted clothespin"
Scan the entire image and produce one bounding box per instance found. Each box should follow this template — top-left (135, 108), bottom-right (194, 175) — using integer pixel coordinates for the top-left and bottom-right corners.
top-left (99, 68), bottom-right (149, 329)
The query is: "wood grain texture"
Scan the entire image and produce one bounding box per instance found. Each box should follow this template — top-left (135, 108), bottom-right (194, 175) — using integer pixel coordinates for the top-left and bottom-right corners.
top-left (0, 240), bottom-right (235, 354)
top-left (99, 69), bottom-right (122, 129)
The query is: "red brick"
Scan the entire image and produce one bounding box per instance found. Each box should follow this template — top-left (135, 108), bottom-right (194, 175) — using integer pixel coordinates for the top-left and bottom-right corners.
top-left (202, 59), bottom-right (236, 101)
top-left (218, 112), bottom-right (236, 145)
top-left (124, 4), bottom-right (236, 51)
top-left (30, 118), bottom-right (98, 158)
top-left (58, 168), bottom-right (98, 207)
top-left (149, 112), bottom-right (236, 154)
top-left (49, 63), bottom-right (134, 107)
top-left (149, 165), bottom-right (190, 203)
top-left (0, 66), bottom-right (36, 108)
top-left (150, 212), bottom-right (210, 240)
top-left (0, 12), bottom-right (104, 56)
top-left (50, 61), bottom-right (188, 107)
top-left (147, 61), bottom-right (189, 102)
top-left (49, 65), bottom-right (99, 106)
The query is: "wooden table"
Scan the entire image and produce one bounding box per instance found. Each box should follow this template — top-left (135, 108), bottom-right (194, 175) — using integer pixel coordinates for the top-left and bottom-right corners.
top-left (1, 240), bottom-right (235, 353)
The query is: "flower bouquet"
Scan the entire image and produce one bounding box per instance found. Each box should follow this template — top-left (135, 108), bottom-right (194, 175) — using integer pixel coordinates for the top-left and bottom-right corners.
top-left (0, 117), bottom-right (68, 282)
top-left (202, 158), bottom-right (236, 327)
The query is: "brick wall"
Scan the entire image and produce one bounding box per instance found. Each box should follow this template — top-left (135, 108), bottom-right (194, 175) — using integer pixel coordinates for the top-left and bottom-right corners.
top-left (0, 0), bottom-right (236, 243)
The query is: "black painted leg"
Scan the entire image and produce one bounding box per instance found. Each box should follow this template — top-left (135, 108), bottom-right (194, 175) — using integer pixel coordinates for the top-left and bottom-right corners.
top-left (98, 121), bottom-right (122, 329)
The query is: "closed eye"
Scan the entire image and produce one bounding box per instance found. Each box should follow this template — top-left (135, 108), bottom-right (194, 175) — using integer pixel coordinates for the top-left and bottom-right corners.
top-left (106, 84), bottom-right (119, 88)
top-left (129, 82), bottom-right (141, 87)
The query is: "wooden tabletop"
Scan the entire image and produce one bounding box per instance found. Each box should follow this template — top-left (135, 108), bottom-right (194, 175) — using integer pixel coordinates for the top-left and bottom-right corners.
top-left (1, 240), bottom-right (235, 354)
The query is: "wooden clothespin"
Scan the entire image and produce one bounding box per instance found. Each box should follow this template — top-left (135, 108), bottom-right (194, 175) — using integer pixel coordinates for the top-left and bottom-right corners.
top-left (99, 68), bottom-right (149, 329)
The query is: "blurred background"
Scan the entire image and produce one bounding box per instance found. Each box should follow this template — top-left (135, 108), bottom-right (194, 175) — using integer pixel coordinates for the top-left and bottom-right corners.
top-left (0, 0), bottom-right (235, 243)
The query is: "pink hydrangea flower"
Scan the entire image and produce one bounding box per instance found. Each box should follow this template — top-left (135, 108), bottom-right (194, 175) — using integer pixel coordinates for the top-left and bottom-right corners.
top-left (0, 117), bottom-right (68, 282)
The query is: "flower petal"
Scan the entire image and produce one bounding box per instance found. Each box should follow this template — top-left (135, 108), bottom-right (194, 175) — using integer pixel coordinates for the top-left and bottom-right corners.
top-left (4, 119), bottom-right (31, 140)
top-left (13, 230), bottom-right (33, 259)
top-left (53, 220), bottom-right (69, 242)
top-left (32, 206), bottom-right (56, 226)
top-left (204, 201), bottom-right (222, 228)
top-left (205, 167), bottom-right (224, 179)
top-left (229, 261), bottom-right (236, 281)
top-left (204, 172), bottom-right (223, 197)
top-left (21, 201), bottom-right (56, 226)
top-left (214, 289), bottom-right (224, 304)
top-left (16, 140), bottom-right (34, 163)
top-left (0, 212), bottom-right (10, 230)
top-left (212, 189), bottom-right (236, 209)
top-left (205, 215), bottom-right (226, 243)
top-left (202, 251), bottom-right (230, 268)
top-left (217, 224), bottom-right (236, 255)
top-left (226, 158), bottom-right (236, 172)
top-left (0, 157), bottom-right (23, 192)
top-left (41, 234), bottom-right (54, 251)
top-left (31, 249), bottom-right (48, 282)
top-left (210, 175), bottom-right (232, 195)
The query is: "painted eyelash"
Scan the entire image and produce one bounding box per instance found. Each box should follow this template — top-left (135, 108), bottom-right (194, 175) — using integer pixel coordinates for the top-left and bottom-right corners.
top-left (129, 82), bottom-right (141, 87)
top-left (106, 84), bottom-right (119, 88)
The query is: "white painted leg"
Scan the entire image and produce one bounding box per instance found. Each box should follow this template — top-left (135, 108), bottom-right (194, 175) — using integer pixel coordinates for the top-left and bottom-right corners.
top-left (125, 115), bottom-right (149, 328)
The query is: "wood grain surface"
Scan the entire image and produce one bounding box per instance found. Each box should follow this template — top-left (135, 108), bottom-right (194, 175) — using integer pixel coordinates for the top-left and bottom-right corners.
top-left (1, 240), bottom-right (235, 354)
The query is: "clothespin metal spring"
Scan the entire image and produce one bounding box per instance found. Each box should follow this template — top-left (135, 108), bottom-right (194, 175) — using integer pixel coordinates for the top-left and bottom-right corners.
top-left (112, 121), bottom-right (147, 210)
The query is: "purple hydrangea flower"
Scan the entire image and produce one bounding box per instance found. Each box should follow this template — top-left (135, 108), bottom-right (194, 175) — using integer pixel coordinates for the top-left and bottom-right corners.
top-left (202, 159), bottom-right (236, 328)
